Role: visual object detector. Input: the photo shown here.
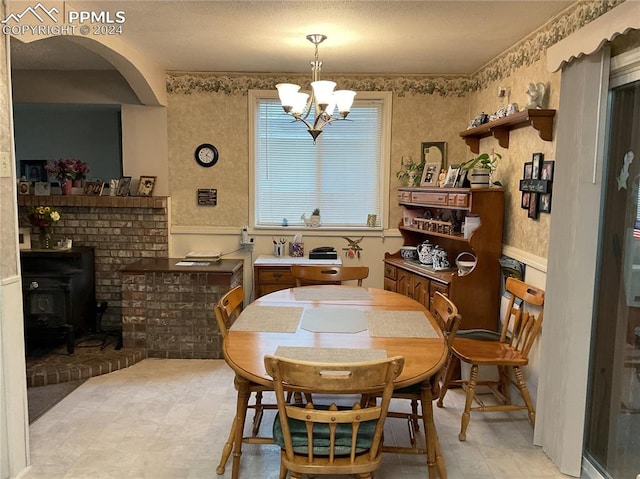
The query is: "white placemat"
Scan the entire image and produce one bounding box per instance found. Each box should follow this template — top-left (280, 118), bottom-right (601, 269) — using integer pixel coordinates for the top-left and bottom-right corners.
top-left (366, 310), bottom-right (439, 338)
top-left (274, 346), bottom-right (387, 363)
top-left (300, 307), bottom-right (367, 333)
top-left (230, 304), bottom-right (303, 333)
top-left (293, 287), bottom-right (372, 301)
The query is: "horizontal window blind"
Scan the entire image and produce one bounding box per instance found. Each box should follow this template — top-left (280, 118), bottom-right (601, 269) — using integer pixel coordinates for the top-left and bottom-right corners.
top-left (254, 96), bottom-right (385, 227)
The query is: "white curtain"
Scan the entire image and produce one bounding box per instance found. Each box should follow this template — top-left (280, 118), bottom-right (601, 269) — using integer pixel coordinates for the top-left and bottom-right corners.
top-left (536, 49), bottom-right (609, 476)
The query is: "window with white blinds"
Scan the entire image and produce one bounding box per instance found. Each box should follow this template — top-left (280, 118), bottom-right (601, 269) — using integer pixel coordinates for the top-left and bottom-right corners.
top-left (250, 91), bottom-right (391, 229)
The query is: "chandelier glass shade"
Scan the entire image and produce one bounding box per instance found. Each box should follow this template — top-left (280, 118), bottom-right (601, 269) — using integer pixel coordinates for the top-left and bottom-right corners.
top-left (276, 34), bottom-right (356, 143)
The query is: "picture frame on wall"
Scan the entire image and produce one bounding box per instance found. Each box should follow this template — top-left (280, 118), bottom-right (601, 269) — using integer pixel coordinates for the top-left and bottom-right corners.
top-left (116, 176), bottom-right (132, 196)
top-left (541, 160), bottom-right (555, 180)
top-left (539, 193), bottom-right (552, 213)
top-left (421, 142), bottom-right (447, 171)
top-left (531, 152), bottom-right (544, 179)
top-left (420, 161), bottom-right (441, 187)
top-left (521, 162), bottom-right (532, 209)
top-left (528, 192), bottom-right (539, 219)
top-left (137, 176), bottom-right (156, 197)
top-left (20, 160), bottom-right (48, 182)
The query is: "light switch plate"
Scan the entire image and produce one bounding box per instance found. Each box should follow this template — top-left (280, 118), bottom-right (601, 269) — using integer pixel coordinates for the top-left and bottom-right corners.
top-left (0, 151), bottom-right (12, 177)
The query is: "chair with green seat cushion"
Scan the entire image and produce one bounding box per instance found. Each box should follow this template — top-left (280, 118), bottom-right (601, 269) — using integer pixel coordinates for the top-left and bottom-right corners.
top-left (264, 354), bottom-right (404, 479)
top-left (272, 403), bottom-right (377, 455)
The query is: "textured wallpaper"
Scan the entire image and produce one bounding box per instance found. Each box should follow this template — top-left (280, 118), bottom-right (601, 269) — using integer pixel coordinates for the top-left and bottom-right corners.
top-left (1, 26), bottom-right (18, 277)
top-left (165, 0), bottom-right (625, 257)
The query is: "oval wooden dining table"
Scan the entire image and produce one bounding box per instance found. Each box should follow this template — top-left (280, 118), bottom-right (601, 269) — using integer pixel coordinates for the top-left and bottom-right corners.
top-left (220, 285), bottom-right (448, 479)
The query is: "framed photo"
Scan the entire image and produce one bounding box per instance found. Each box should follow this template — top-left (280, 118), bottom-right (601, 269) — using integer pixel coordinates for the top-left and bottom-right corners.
top-left (443, 165), bottom-right (460, 187)
top-left (539, 193), bottom-right (552, 213)
top-left (18, 227), bottom-right (31, 250)
top-left (34, 181), bottom-right (50, 196)
top-left (420, 161), bottom-right (441, 187)
top-left (84, 181), bottom-right (104, 196)
top-left (116, 176), bottom-right (132, 196)
top-left (528, 192), bottom-right (539, 219)
top-left (541, 160), bottom-right (555, 181)
top-left (20, 160), bottom-right (48, 182)
top-left (531, 152), bottom-right (544, 179)
top-left (18, 181), bottom-right (30, 195)
top-left (421, 142), bottom-right (447, 171)
top-left (521, 162), bottom-right (533, 209)
top-left (454, 169), bottom-right (468, 188)
top-left (137, 176), bottom-right (156, 197)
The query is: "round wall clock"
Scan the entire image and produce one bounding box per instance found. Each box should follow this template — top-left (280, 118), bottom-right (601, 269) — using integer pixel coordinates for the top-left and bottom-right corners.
top-left (194, 143), bottom-right (219, 167)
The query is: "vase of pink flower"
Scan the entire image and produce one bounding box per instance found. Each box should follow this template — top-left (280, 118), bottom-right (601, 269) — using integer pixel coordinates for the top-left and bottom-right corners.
top-left (46, 158), bottom-right (89, 194)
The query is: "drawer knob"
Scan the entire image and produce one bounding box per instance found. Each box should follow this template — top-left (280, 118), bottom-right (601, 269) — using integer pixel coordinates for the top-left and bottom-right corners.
top-left (273, 272), bottom-right (282, 279)
top-left (29, 281), bottom-right (39, 290)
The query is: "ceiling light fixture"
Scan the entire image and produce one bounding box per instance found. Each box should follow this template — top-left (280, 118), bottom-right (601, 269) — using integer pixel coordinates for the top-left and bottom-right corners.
top-left (276, 34), bottom-right (356, 144)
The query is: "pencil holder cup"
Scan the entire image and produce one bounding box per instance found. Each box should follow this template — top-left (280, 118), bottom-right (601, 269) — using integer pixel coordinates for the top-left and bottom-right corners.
top-left (274, 243), bottom-right (285, 257)
top-left (289, 242), bottom-right (304, 257)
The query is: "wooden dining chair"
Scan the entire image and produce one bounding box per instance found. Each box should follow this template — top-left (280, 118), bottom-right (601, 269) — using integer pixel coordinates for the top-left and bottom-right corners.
top-left (380, 292), bottom-right (460, 476)
top-left (265, 354), bottom-right (404, 479)
top-left (290, 265), bottom-right (369, 287)
top-left (214, 285), bottom-right (276, 474)
top-left (438, 277), bottom-right (545, 441)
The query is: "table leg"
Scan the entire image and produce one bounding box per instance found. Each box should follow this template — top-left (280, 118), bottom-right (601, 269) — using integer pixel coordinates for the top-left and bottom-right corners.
top-left (421, 381), bottom-right (447, 479)
top-left (231, 375), bottom-right (251, 479)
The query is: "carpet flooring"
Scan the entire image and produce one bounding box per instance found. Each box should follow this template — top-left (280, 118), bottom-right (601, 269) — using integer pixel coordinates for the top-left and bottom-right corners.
top-left (27, 379), bottom-right (87, 423)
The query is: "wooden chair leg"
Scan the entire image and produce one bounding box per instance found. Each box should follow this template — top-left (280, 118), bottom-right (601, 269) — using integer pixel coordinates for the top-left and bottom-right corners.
top-left (437, 354), bottom-right (456, 408)
top-left (251, 391), bottom-right (264, 436)
top-left (410, 398), bottom-right (420, 432)
top-left (514, 366), bottom-right (536, 426)
top-left (278, 457), bottom-right (288, 479)
top-left (216, 415), bottom-right (236, 474)
top-left (459, 364), bottom-right (478, 441)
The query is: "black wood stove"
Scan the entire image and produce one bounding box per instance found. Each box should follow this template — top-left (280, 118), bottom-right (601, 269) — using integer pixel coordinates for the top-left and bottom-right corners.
top-left (20, 246), bottom-right (96, 354)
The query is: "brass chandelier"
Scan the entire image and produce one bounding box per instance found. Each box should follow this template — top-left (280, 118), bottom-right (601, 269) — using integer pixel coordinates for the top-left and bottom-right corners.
top-left (276, 34), bottom-right (356, 143)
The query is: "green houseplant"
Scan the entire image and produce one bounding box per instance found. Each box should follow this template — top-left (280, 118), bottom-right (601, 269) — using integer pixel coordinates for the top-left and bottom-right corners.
top-left (460, 152), bottom-right (501, 188)
top-left (396, 156), bottom-right (425, 187)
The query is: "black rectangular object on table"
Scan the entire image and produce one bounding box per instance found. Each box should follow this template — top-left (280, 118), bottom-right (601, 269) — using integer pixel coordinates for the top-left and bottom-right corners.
top-left (309, 251), bottom-right (338, 260)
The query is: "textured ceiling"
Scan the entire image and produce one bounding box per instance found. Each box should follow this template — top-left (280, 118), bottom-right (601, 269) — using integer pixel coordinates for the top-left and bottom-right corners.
top-left (9, 1), bottom-right (574, 75)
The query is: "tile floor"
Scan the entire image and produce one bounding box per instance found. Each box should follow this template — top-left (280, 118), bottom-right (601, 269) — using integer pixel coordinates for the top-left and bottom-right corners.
top-left (24, 359), bottom-right (575, 479)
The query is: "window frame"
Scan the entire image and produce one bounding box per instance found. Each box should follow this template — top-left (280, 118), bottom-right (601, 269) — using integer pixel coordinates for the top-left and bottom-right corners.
top-left (248, 90), bottom-right (392, 231)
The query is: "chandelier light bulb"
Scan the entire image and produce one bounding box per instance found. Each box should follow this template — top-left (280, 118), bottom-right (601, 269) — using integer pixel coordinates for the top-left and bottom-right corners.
top-left (276, 34), bottom-right (356, 143)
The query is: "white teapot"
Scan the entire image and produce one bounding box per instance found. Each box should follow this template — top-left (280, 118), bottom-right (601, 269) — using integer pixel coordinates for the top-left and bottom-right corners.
top-left (417, 241), bottom-right (433, 265)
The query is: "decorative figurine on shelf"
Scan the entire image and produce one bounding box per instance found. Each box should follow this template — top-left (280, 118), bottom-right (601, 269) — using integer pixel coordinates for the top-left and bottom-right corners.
top-left (438, 169), bottom-right (447, 187)
top-left (524, 82), bottom-right (546, 109)
top-left (617, 150), bottom-right (635, 190)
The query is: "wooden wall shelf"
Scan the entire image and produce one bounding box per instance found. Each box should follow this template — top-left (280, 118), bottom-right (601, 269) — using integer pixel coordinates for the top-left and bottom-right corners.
top-left (460, 109), bottom-right (556, 153)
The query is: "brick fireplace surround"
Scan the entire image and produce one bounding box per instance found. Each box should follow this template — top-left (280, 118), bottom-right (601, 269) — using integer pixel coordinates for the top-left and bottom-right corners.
top-left (17, 195), bottom-right (169, 332)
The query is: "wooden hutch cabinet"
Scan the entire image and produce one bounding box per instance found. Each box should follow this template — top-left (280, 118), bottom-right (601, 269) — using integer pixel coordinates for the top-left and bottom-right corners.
top-left (384, 186), bottom-right (504, 331)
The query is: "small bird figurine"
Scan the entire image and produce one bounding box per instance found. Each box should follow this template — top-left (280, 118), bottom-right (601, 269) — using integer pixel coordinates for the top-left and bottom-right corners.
top-left (342, 236), bottom-right (364, 258)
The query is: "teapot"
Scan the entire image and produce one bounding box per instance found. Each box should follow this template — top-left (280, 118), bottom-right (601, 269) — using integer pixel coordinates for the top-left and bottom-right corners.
top-left (417, 241), bottom-right (433, 265)
top-left (432, 245), bottom-right (450, 271)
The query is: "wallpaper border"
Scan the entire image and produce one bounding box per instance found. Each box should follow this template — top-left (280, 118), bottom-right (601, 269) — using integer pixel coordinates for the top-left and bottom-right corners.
top-left (166, 0), bottom-right (625, 97)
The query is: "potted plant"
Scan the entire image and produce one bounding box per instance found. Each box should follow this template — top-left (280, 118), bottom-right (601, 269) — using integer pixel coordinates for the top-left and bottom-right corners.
top-left (310, 208), bottom-right (321, 227)
top-left (460, 151), bottom-right (501, 188)
top-left (396, 156), bottom-right (425, 187)
top-left (45, 158), bottom-right (90, 194)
